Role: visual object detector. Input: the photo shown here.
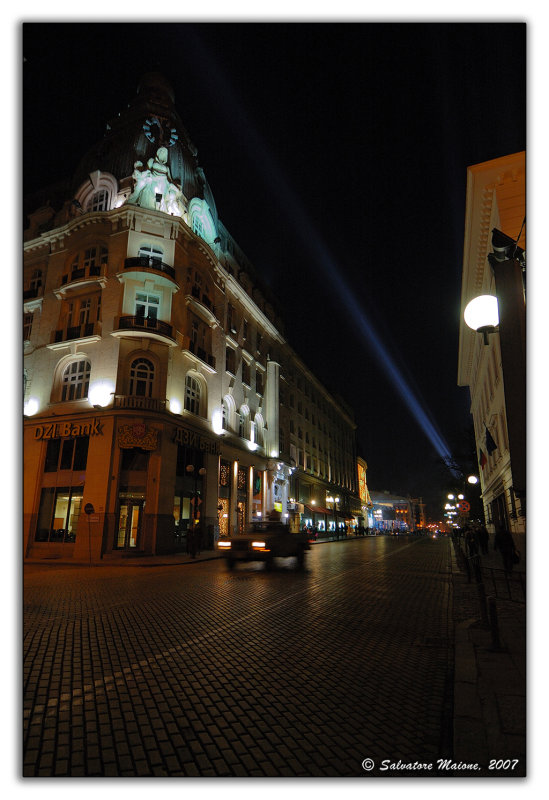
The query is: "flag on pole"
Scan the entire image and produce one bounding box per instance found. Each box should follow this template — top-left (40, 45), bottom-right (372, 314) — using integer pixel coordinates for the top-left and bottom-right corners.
top-left (485, 426), bottom-right (498, 455)
top-left (479, 449), bottom-right (488, 469)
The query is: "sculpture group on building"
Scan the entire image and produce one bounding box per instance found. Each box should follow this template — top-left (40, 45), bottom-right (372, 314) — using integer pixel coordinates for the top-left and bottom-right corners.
top-left (127, 146), bottom-right (185, 217)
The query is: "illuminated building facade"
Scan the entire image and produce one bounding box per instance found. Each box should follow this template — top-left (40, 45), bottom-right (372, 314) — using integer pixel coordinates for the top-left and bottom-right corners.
top-left (23, 73), bottom-right (360, 561)
top-left (457, 152), bottom-right (525, 541)
top-left (369, 491), bottom-right (413, 532)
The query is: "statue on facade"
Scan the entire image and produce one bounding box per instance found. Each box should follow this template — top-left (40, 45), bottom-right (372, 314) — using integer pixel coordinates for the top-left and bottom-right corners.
top-left (126, 146), bottom-right (184, 216)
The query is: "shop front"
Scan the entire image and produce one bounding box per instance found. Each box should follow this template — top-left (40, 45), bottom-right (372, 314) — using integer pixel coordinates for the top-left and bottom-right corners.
top-left (24, 415), bottom-right (107, 561)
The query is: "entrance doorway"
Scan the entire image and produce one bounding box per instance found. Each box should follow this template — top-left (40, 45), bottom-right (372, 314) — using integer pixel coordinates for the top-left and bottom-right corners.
top-left (116, 499), bottom-right (144, 549)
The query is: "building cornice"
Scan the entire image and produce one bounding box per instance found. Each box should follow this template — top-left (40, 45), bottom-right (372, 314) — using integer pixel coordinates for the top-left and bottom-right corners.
top-left (457, 152), bottom-right (525, 387)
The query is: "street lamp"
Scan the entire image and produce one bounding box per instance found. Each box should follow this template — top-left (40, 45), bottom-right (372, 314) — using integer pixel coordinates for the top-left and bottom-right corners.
top-left (464, 227), bottom-right (526, 512)
top-left (464, 295), bottom-right (499, 345)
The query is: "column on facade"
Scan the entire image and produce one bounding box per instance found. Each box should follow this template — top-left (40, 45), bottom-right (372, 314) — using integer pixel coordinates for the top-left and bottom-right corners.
top-left (265, 360), bottom-right (280, 458)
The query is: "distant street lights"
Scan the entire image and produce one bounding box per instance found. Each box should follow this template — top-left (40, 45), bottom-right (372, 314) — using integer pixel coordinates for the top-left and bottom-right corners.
top-left (444, 490), bottom-right (470, 528)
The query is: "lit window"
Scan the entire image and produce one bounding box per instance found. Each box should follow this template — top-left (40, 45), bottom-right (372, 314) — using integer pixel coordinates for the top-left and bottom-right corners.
top-left (185, 375), bottom-right (201, 415)
top-left (222, 399), bottom-right (229, 430)
top-left (61, 360), bottom-right (91, 401)
top-left (255, 419), bottom-right (264, 447)
top-left (129, 358), bottom-right (154, 397)
top-left (35, 486), bottom-right (83, 543)
top-left (88, 189), bottom-right (110, 212)
top-left (135, 292), bottom-right (159, 320)
top-left (138, 244), bottom-right (163, 262)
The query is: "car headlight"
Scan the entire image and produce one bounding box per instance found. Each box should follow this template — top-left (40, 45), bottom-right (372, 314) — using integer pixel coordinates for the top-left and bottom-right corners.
top-left (251, 541), bottom-right (267, 549)
top-left (218, 541), bottom-right (231, 549)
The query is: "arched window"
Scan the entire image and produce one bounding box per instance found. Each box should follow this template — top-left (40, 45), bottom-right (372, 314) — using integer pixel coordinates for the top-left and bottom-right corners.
top-left (61, 359), bottom-right (91, 401)
top-left (254, 414), bottom-right (264, 447)
top-left (88, 189), bottom-right (110, 212)
top-left (192, 216), bottom-right (206, 239)
top-left (129, 358), bottom-right (155, 397)
top-left (239, 407), bottom-right (249, 439)
top-left (189, 198), bottom-right (217, 244)
top-left (185, 375), bottom-right (201, 415)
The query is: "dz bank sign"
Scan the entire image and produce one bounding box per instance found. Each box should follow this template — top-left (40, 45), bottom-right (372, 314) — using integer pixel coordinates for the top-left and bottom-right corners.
top-left (33, 419), bottom-right (104, 440)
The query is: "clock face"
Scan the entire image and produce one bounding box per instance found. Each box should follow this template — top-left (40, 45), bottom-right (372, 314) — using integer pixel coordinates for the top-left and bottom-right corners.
top-left (143, 116), bottom-right (178, 146)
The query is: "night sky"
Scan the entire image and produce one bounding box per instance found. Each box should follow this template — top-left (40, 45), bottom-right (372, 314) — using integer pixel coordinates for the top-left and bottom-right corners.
top-left (22, 22), bottom-right (526, 517)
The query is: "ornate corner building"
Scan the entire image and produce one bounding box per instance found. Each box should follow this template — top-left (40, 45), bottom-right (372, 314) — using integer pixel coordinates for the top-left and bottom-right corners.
top-left (457, 151), bottom-right (526, 540)
top-left (23, 73), bottom-right (362, 561)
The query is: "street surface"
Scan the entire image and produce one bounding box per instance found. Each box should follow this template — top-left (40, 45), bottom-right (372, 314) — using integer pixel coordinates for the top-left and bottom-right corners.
top-left (24, 536), bottom-right (455, 777)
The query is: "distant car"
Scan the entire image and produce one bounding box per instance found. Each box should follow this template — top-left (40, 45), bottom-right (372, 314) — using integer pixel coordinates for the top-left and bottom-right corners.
top-left (217, 520), bottom-right (310, 570)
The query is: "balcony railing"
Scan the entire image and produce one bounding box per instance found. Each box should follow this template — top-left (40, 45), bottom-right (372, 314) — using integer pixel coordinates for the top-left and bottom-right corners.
top-left (114, 395), bottom-right (166, 412)
top-left (124, 256), bottom-right (176, 280)
top-left (53, 321), bottom-right (98, 343)
top-left (191, 284), bottom-right (213, 310)
top-left (117, 315), bottom-right (174, 339)
top-left (184, 337), bottom-right (216, 369)
top-left (60, 265), bottom-right (103, 286)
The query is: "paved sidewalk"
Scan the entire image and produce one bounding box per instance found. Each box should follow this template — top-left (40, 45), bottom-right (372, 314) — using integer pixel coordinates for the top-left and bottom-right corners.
top-left (450, 536), bottom-right (526, 775)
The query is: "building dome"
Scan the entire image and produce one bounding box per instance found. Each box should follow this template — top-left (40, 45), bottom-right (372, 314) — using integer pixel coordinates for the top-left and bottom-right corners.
top-left (70, 73), bottom-right (214, 214)
top-left (136, 71), bottom-right (176, 106)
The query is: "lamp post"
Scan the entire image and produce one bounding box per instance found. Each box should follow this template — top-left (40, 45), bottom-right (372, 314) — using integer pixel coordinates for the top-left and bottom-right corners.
top-left (326, 494), bottom-right (340, 537)
top-left (464, 227), bottom-right (526, 516)
top-left (443, 491), bottom-right (470, 531)
top-left (186, 464), bottom-right (206, 557)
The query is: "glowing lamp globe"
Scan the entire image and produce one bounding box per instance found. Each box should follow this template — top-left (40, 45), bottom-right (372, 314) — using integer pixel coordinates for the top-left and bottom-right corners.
top-left (24, 398), bottom-right (39, 416)
top-left (88, 381), bottom-right (114, 408)
top-left (467, 475), bottom-right (479, 485)
top-left (464, 295), bottom-right (499, 343)
top-left (169, 398), bottom-right (182, 415)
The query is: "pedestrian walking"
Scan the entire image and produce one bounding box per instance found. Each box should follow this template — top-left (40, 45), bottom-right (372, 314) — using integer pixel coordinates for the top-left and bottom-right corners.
top-left (464, 526), bottom-right (479, 557)
top-left (494, 526), bottom-right (517, 573)
top-left (476, 523), bottom-right (489, 555)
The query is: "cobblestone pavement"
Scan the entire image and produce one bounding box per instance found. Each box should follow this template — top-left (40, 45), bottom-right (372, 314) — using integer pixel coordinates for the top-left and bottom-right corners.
top-left (449, 537), bottom-right (526, 776)
top-left (24, 537), bottom-right (458, 777)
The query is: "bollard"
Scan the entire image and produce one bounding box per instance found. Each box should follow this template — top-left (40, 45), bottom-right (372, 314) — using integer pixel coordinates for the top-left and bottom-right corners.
top-left (487, 596), bottom-right (502, 650)
top-left (476, 580), bottom-right (489, 626)
top-left (463, 553), bottom-right (471, 583)
top-left (471, 554), bottom-right (482, 583)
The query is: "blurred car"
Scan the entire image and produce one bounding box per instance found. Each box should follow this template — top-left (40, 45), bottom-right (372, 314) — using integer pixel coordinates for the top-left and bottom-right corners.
top-left (217, 519), bottom-right (310, 570)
